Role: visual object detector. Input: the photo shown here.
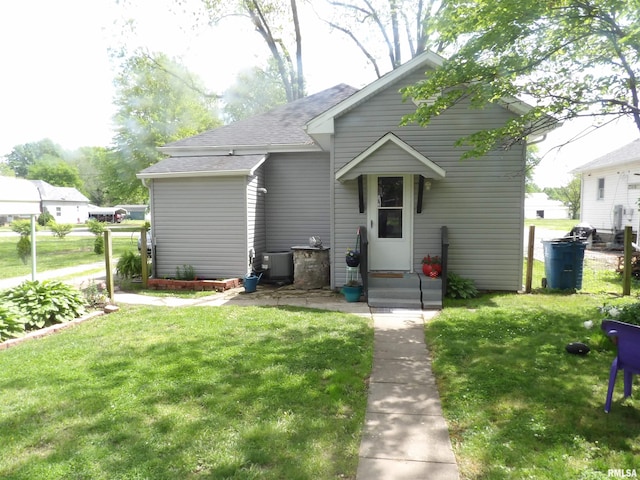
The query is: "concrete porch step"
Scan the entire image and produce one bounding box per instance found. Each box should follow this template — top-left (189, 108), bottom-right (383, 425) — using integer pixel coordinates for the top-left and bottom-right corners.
top-left (365, 273), bottom-right (443, 310)
top-left (368, 287), bottom-right (422, 309)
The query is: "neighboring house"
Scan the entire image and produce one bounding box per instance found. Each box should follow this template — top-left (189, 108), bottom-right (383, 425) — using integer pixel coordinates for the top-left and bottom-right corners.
top-left (30, 180), bottom-right (89, 224)
top-left (137, 51), bottom-right (557, 308)
top-left (524, 192), bottom-right (570, 219)
top-left (572, 139), bottom-right (640, 239)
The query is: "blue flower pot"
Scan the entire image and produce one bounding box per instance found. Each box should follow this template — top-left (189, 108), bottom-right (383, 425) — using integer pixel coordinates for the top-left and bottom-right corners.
top-left (341, 285), bottom-right (363, 302)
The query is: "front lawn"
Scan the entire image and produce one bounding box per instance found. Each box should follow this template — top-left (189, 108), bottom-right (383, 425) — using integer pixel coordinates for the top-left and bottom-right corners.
top-left (0, 306), bottom-right (373, 479)
top-left (0, 235), bottom-right (138, 279)
top-left (431, 293), bottom-right (640, 479)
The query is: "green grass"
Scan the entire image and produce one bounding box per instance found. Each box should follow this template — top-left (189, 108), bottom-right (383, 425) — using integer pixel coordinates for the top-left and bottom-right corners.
top-left (0, 235), bottom-right (138, 279)
top-left (0, 305), bottom-right (373, 479)
top-left (432, 293), bottom-right (640, 479)
top-left (524, 218), bottom-right (577, 231)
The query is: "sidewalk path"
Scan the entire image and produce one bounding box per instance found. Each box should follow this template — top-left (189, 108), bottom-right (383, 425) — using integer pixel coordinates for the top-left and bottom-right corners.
top-left (356, 310), bottom-right (459, 480)
top-left (0, 262), bottom-right (106, 291)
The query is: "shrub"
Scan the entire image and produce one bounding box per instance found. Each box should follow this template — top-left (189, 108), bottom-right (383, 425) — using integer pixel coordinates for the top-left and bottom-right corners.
top-left (0, 280), bottom-right (86, 330)
top-left (94, 235), bottom-right (104, 255)
top-left (0, 302), bottom-right (26, 341)
top-left (87, 218), bottom-right (106, 236)
top-left (446, 272), bottom-right (479, 299)
top-left (38, 211), bottom-right (54, 226)
top-left (116, 250), bottom-right (143, 279)
top-left (16, 236), bottom-right (31, 264)
top-left (176, 264), bottom-right (196, 280)
top-left (81, 280), bottom-right (108, 308)
top-left (49, 222), bottom-right (73, 238)
top-left (10, 219), bottom-right (36, 236)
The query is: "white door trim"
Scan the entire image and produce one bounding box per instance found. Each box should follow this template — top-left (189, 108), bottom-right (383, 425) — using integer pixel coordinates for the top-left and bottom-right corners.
top-left (367, 174), bottom-right (413, 271)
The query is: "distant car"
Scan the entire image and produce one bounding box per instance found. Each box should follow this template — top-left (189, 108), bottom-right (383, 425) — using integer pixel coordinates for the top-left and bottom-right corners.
top-left (137, 230), bottom-right (152, 256)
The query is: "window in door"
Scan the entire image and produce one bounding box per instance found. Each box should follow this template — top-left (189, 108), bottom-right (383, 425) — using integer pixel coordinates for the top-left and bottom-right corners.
top-left (377, 176), bottom-right (403, 238)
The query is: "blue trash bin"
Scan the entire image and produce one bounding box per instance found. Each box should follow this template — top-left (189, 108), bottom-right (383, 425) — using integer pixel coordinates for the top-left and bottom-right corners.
top-left (542, 240), bottom-right (587, 290)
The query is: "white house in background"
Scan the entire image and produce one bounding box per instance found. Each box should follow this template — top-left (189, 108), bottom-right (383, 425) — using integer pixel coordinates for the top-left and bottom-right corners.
top-left (0, 176), bottom-right (41, 223)
top-left (524, 192), bottom-right (570, 219)
top-left (571, 138), bottom-right (640, 239)
top-left (30, 180), bottom-right (89, 224)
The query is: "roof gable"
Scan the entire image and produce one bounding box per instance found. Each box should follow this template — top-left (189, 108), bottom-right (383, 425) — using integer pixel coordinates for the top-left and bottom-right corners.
top-left (306, 50), bottom-right (555, 150)
top-left (572, 138), bottom-right (640, 173)
top-left (335, 132), bottom-right (446, 181)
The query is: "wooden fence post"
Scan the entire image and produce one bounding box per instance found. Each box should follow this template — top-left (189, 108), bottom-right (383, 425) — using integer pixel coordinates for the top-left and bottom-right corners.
top-left (104, 229), bottom-right (114, 304)
top-left (623, 225), bottom-right (632, 296)
top-left (140, 227), bottom-right (148, 288)
top-left (525, 225), bottom-right (535, 293)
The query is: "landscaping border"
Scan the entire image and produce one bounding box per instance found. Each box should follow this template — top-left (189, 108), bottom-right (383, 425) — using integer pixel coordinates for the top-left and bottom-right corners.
top-left (0, 310), bottom-right (105, 351)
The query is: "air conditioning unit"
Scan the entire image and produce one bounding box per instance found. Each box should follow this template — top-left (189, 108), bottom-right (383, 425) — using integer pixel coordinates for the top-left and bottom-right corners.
top-left (261, 251), bottom-right (293, 282)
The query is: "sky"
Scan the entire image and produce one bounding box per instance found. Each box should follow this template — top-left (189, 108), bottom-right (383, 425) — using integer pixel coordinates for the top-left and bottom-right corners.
top-left (1, 0), bottom-right (638, 188)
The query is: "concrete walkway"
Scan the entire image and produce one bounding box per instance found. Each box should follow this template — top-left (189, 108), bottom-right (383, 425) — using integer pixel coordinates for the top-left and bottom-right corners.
top-left (357, 310), bottom-right (459, 480)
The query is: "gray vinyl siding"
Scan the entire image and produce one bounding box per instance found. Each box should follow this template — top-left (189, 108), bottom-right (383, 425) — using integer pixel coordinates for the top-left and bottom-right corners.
top-left (150, 176), bottom-right (248, 279)
top-left (247, 165), bottom-right (267, 271)
top-left (333, 70), bottom-right (526, 290)
top-left (264, 152), bottom-right (330, 251)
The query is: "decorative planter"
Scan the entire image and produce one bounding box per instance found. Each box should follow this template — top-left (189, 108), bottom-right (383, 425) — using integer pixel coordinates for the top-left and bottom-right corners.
top-left (148, 278), bottom-right (241, 292)
top-left (346, 254), bottom-right (360, 267)
top-left (341, 285), bottom-right (363, 302)
top-left (422, 264), bottom-right (441, 277)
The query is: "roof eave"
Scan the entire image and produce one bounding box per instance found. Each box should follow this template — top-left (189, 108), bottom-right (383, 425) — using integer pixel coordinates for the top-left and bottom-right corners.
top-left (137, 169), bottom-right (256, 180)
top-left (158, 143), bottom-right (322, 156)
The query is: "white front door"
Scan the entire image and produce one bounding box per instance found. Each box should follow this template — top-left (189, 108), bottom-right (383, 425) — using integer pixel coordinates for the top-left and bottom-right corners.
top-left (367, 175), bottom-right (413, 271)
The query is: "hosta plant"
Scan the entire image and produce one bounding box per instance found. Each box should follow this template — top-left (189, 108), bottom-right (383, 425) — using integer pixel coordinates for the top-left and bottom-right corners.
top-left (0, 302), bottom-right (26, 341)
top-left (446, 272), bottom-right (479, 299)
top-left (0, 280), bottom-right (86, 330)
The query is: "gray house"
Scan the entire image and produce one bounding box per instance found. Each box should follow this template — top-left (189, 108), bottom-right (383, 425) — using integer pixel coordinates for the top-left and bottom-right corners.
top-left (137, 51), bottom-right (556, 308)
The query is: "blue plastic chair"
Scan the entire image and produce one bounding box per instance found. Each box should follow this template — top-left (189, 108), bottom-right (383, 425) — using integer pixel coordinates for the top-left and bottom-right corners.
top-left (601, 320), bottom-right (640, 413)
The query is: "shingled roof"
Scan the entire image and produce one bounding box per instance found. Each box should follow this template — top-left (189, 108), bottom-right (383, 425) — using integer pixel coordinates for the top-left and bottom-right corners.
top-left (30, 180), bottom-right (89, 203)
top-left (572, 138), bottom-right (640, 173)
top-left (162, 84), bottom-right (358, 151)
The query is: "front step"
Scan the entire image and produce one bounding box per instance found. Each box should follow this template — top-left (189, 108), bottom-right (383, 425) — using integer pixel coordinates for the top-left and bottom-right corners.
top-left (368, 287), bottom-right (422, 309)
top-left (365, 273), bottom-right (442, 309)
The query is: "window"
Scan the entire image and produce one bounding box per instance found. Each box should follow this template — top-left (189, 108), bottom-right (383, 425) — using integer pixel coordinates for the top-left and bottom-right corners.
top-left (56, 207), bottom-right (61, 217)
top-left (597, 178), bottom-right (605, 200)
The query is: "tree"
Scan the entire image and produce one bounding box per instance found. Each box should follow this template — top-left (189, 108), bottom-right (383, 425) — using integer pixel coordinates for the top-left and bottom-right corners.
top-left (223, 62), bottom-right (288, 122)
top-left (0, 162), bottom-right (14, 176)
top-left (401, 0), bottom-right (640, 159)
top-left (5, 139), bottom-right (65, 177)
top-left (67, 147), bottom-right (112, 205)
top-left (110, 51), bottom-right (220, 203)
top-left (546, 176), bottom-right (581, 219)
top-left (26, 155), bottom-right (84, 190)
top-left (319, 0), bottom-right (444, 77)
top-left (201, 0), bottom-right (305, 102)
